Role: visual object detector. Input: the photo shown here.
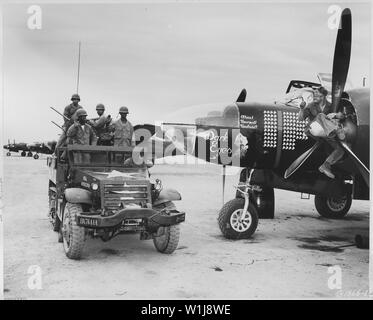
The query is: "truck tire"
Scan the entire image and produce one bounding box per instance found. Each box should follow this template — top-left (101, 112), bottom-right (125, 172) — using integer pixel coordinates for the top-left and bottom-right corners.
top-left (218, 198), bottom-right (258, 239)
top-left (153, 202), bottom-right (180, 254)
top-left (314, 194), bottom-right (352, 219)
top-left (62, 202), bottom-right (86, 259)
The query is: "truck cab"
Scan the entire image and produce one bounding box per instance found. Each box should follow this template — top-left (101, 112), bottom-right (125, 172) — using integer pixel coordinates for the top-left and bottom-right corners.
top-left (47, 145), bottom-right (185, 259)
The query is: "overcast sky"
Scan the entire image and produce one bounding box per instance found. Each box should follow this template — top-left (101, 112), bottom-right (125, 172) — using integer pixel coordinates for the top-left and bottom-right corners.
top-left (2, 1), bottom-right (370, 143)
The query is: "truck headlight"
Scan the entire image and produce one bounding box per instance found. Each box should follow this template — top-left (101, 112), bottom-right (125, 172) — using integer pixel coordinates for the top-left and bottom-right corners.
top-left (91, 183), bottom-right (99, 191)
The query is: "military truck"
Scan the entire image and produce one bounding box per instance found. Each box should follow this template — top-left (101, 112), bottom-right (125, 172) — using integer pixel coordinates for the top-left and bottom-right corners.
top-left (47, 145), bottom-right (185, 259)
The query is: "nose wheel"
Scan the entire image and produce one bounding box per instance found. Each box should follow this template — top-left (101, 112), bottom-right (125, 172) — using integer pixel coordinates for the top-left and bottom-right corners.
top-left (218, 184), bottom-right (259, 239)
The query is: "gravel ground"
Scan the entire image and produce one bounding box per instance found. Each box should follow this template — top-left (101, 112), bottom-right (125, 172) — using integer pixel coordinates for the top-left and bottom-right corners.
top-left (3, 154), bottom-right (369, 299)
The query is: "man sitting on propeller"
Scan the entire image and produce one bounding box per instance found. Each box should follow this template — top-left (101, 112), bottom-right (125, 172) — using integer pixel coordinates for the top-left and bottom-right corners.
top-left (298, 86), bottom-right (347, 179)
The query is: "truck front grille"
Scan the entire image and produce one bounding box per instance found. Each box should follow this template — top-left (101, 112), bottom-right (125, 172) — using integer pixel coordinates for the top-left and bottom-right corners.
top-left (102, 180), bottom-right (151, 211)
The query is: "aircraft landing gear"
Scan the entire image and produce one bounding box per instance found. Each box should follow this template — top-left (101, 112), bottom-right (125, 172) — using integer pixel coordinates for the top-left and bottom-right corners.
top-left (314, 193), bottom-right (352, 219)
top-left (6, 152), bottom-right (11, 156)
top-left (33, 154), bottom-right (39, 159)
top-left (218, 182), bottom-right (259, 239)
top-left (21, 151), bottom-right (26, 157)
top-left (27, 151), bottom-right (33, 157)
top-left (236, 168), bottom-right (275, 219)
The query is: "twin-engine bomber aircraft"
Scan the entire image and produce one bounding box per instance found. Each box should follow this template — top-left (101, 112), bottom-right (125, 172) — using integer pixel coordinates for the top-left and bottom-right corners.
top-left (137, 8), bottom-right (369, 239)
top-left (4, 140), bottom-right (56, 159)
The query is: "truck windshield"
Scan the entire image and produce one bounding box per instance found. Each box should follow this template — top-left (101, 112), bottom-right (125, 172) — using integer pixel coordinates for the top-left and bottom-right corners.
top-left (67, 146), bottom-right (134, 167)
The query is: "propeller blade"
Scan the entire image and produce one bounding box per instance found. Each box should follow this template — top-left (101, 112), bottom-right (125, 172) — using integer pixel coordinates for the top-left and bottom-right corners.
top-left (331, 8), bottom-right (352, 113)
top-left (222, 165), bottom-right (226, 205)
top-left (236, 89), bottom-right (247, 103)
top-left (284, 141), bottom-right (322, 179)
top-left (339, 141), bottom-right (369, 186)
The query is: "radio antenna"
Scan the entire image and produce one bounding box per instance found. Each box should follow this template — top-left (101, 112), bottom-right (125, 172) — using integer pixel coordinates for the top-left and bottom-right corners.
top-left (76, 41), bottom-right (81, 93)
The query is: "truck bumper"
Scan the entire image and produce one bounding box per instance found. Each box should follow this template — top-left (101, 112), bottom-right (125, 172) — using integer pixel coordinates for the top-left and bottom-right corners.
top-left (76, 208), bottom-right (185, 228)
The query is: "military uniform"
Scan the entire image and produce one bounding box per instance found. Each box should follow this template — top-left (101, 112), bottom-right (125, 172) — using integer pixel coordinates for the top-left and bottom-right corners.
top-left (110, 119), bottom-right (134, 147)
top-left (56, 94), bottom-right (83, 150)
top-left (67, 122), bottom-right (97, 145)
top-left (298, 92), bottom-right (346, 179)
top-left (90, 113), bottom-right (112, 145)
top-left (298, 100), bottom-right (333, 122)
top-left (63, 103), bottom-right (83, 127)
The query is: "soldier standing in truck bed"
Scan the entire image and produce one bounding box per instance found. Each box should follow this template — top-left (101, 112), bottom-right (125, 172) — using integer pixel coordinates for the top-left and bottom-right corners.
top-left (67, 109), bottom-right (97, 145)
top-left (88, 104), bottom-right (112, 146)
top-left (67, 109), bottom-right (97, 163)
top-left (55, 94), bottom-right (83, 150)
top-left (109, 106), bottom-right (134, 147)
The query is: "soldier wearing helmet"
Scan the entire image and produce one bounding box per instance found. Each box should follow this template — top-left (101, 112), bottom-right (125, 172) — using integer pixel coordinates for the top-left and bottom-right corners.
top-left (55, 94), bottom-right (84, 151)
top-left (67, 109), bottom-right (97, 145)
top-left (64, 94), bottom-right (83, 126)
top-left (88, 104), bottom-right (112, 146)
top-left (109, 106), bottom-right (134, 147)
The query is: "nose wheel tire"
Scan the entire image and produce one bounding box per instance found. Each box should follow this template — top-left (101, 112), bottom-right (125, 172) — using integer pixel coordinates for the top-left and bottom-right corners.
top-left (218, 198), bottom-right (259, 239)
top-left (62, 202), bottom-right (86, 259)
top-left (314, 194), bottom-right (352, 219)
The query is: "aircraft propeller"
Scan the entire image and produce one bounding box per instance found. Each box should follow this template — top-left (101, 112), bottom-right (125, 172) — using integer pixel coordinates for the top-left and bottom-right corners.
top-left (285, 8), bottom-right (368, 186)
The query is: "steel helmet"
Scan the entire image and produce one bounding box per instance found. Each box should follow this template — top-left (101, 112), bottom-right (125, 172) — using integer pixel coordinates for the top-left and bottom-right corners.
top-left (119, 106), bottom-right (129, 114)
top-left (71, 94), bottom-right (81, 101)
top-left (96, 103), bottom-right (105, 111)
top-left (76, 109), bottom-right (88, 117)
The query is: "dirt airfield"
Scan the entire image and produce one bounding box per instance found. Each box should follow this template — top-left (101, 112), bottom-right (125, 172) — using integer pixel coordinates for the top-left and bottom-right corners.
top-left (3, 154), bottom-right (369, 299)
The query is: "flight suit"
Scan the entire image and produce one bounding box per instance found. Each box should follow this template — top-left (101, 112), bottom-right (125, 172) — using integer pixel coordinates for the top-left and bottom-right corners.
top-left (298, 100), bottom-right (333, 122)
top-left (110, 119), bottom-right (134, 147)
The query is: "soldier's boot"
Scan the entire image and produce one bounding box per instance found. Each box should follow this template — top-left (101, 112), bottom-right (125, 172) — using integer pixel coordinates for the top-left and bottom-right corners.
top-left (318, 162), bottom-right (335, 179)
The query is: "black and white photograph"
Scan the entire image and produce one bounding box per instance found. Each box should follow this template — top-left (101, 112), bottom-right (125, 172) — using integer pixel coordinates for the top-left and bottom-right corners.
top-left (0, 0), bottom-right (371, 302)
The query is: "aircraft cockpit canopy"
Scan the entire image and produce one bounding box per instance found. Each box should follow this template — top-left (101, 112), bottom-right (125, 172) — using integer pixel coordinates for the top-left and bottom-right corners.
top-left (274, 87), bottom-right (315, 108)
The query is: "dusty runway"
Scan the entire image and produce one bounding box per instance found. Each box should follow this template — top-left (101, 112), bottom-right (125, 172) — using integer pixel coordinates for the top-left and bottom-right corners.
top-left (3, 155), bottom-right (369, 299)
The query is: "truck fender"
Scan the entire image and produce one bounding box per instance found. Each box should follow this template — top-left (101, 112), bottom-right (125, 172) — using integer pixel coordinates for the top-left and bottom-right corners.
top-left (65, 188), bottom-right (92, 205)
top-left (153, 188), bottom-right (181, 206)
